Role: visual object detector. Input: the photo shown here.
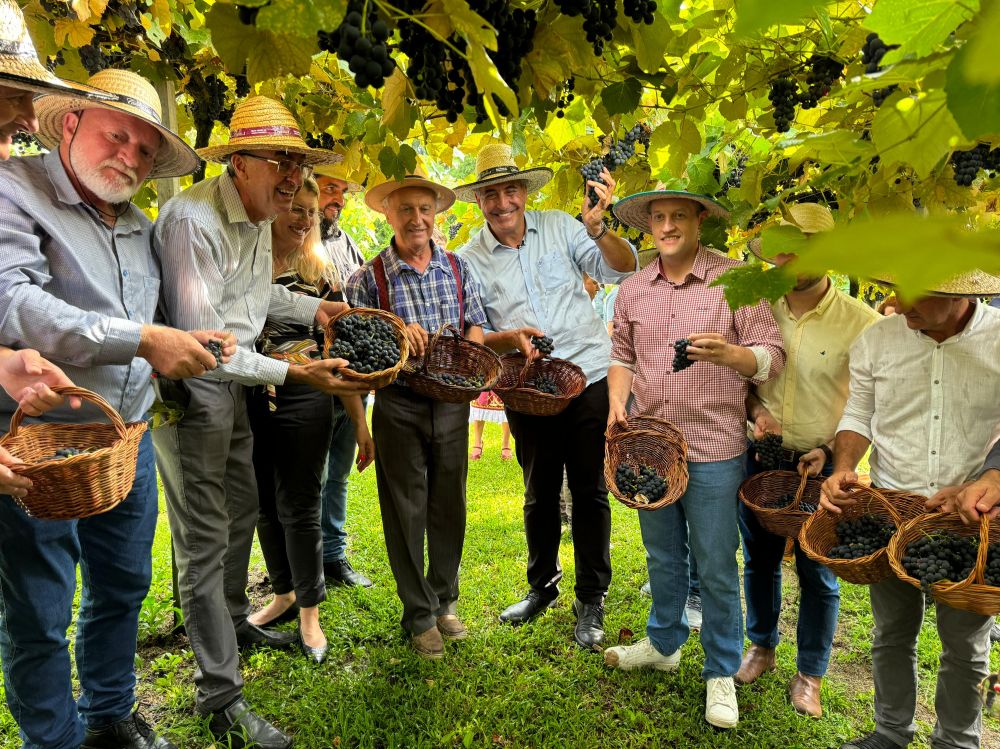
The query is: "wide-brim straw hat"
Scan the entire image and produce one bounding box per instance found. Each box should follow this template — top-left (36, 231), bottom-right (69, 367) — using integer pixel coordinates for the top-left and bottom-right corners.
top-left (365, 169), bottom-right (456, 214)
top-left (748, 203), bottom-right (835, 262)
top-left (313, 162), bottom-right (362, 192)
top-left (454, 143), bottom-right (553, 202)
top-left (874, 269), bottom-right (1000, 298)
top-left (612, 186), bottom-right (730, 232)
top-left (197, 96), bottom-right (341, 167)
top-left (34, 68), bottom-right (200, 179)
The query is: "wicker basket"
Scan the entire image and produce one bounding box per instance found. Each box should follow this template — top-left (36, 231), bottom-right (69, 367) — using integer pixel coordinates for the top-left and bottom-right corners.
top-left (323, 307), bottom-right (409, 390)
top-left (798, 483), bottom-right (928, 584)
top-left (493, 353), bottom-right (586, 416)
top-left (739, 470), bottom-right (825, 538)
top-left (604, 416), bottom-right (688, 511)
top-left (402, 324), bottom-right (502, 403)
top-left (888, 513), bottom-right (1000, 616)
top-left (0, 387), bottom-right (147, 520)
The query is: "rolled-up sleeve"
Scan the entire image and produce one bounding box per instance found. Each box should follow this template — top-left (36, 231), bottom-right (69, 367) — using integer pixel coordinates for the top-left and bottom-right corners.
top-left (836, 333), bottom-right (875, 440)
top-left (735, 299), bottom-right (785, 384)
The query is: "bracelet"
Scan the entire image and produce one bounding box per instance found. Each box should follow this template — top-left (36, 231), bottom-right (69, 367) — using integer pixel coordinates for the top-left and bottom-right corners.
top-left (819, 443), bottom-right (833, 464)
top-left (587, 220), bottom-right (608, 242)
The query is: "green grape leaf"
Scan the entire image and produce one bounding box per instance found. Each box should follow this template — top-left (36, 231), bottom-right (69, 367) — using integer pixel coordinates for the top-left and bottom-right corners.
top-left (601, 78), bottom-right (643, 116)
top-left (631, 17), bottom-right (672, 73)
top-left (709, 263), bottom-right (795, 311)
top-left (207, 4), bottom-right (315, 84)
top-left (256, 0), bottom-right (345, 38)
top-left (732, 0), bottom-right (829, 38)
top-left (945, 42), bottom-right (1000, 140)
top-left (685, 155), bottom-right (720, 196)
top-left (871, 90), bottom-right (963, 178)
top-left (759, 224), bottom-right (808, 259)
top-left (866, 0), bottom-right (977, 59)
top-left (961, 0), bottom-right (1000, 85)
top-left (381, 68), bottom-right (417, 140)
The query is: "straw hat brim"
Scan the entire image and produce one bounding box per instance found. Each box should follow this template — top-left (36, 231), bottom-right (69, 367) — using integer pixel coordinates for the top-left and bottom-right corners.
top-left (0, 70), bottom-right (113, 99)
top-left (612, 190), bottom-right (730, 232)
top-left (197, 141), bottom-right (342, 167)
top-left (33, 93), bottom-right (201, 179)
top-left (453, 166), bottom-right (553, 203)
top-left (365, 176), bottom-right (456, 214)
top-left (873, 270), bottom-right (1000, 298)
top-left (312, 165), bottom-right (362, 192)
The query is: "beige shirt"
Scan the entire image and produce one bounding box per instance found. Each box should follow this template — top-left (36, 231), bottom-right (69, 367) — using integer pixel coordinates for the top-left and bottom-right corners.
top-left (755, 284), bottom-right (879, 452)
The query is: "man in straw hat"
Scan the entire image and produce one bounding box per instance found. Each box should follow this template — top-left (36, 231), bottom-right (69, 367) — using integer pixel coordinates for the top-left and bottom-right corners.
top-left (152, 95), bottom-right (368, 748)
top-left (821, 270), bottom-right (1000, 749)
top-left (455, 143), bottom-right (636, 650)
top-left (0, 65), bottom-right (237, 749)
top-left (345, 169), bottom-right (488, 659)
top-left (313, 161), bottom-right (373, 588)
top-left (601, 186), bottom-right (784, 729)
top-left (736, 203), bottom-right (878, 718)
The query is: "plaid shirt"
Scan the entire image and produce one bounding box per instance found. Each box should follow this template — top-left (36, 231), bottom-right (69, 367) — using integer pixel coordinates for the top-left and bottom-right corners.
top-left (610, 247), bottom-right (785, 462)
top-left (345, 241), bottom-right (488, 332)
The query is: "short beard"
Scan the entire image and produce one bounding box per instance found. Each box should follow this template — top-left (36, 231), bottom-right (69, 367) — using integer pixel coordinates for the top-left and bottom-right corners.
top-left (76, 158), bottom-right (138, 204)
top-left (793, 275), bottom-right (826, 292)
top-left (320, 216), bottom-right (340, 240)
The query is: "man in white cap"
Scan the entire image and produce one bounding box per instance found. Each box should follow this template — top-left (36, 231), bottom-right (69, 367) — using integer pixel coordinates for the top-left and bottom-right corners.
top-left (736, 203), bottom-right (878, 718)
top-left (601, 187), bottom-right (784, 730)
top-left (455, 143), bottom-right (636, 650)
top-left (0, 64), bottom-right (235, 749)
top-left (313, 162), bottom-right (373, 588)
top-left (153, 96), bottom-right (368, 749)
top-left (345, 170), bottom-right (488, 659)
top-left (821, 271), bottom-right (1000, 749)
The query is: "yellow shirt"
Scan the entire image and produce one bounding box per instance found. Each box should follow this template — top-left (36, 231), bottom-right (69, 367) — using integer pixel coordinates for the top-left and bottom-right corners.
top-left (754, 284), bottom-right (880, 452)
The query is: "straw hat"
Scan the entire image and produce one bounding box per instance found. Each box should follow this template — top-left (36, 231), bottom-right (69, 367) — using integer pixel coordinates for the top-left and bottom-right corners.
top-left (612, 185), bottom-right (730, 232)
top-left (0, 0), bottom-right (110, 99)
top-left (34, 69), bottom-right (200, 178)
top-left (365, 167), bottom-right (456, 214)
top-left (313, 162), bottom-right (362, 192)
top-left (197, 96), bottom-right (342, 167)
top-left (453, 143), bottom-right (553, 202)
top-left (748, 203), bottom-right (835, 262)
top-left (874, 269), bottom-right (1000, 298)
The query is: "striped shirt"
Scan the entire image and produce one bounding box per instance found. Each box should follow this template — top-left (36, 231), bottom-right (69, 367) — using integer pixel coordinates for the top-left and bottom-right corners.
top-left (0, 150), bottom-right (156, 425)
top-left (154, 171), bottom-right (322, 387)
top-left (610, 247), bottom-right (785, 462)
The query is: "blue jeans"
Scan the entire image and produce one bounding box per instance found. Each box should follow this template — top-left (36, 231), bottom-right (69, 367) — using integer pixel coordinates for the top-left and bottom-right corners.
top-left (738, 453), bottom-right (839, 676)
top-left (320, 397), bottom-right (362, 563)
top-left (640, 454), bottom-right (746, 680)
top-left (0, 431), bottom-right (157, 749)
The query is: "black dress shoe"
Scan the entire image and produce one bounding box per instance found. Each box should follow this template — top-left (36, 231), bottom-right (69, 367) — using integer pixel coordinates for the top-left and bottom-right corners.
top-left (208, 698), bottom-right (292, 749)
top-left (235, 621), bottom-right (298, 651)
top-left (81, 710), bottom-right (176, 749)
top-left (324, 558), bottom-right (373, 587)
top-left (253, 603), bottom-right (300, 629)
top-left (499, 590), bottom-right (557, 625)
top-left (299, 629), bottom-right (329, 665)
top-left (573, 598), bottom-right (605, 650)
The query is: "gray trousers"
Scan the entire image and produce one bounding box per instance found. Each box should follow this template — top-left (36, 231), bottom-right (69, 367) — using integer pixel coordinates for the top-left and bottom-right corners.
top-left (372, 385), bottom-right (469, 636)
top-left (870, 576), bottom-right (992, 749)
top-left (153, 379), bottom-right (258, 713)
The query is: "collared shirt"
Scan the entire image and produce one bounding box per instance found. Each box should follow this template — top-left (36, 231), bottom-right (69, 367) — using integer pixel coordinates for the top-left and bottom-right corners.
top-left (0, 150), bottom-right (155, 425)
top-left (323, 228), bottom-right (365, 288)
top-left (838, 304), bottom-right (1000, 496)
top-left (610, 248), bottom-right (785, 462)
top-left (345, 241), bottom-right (488, 332)
top-left (459, 209), bottom-right (638, 385)
top-left (754, 284), bottom-right (879, 452)
top-left (154, 171), bottom-right (322, 387)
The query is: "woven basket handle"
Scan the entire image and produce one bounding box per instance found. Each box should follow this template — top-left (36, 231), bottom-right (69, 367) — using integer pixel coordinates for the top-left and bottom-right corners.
top-left (515, 352), bottom-right (549, 389)
top-left (7, 386), bottom-right (128, 441)
top-left (973, 513), bottom-right (991, 584)
top-left (420, 324), bottom-right (463, 373)
top-left (790, 470), bottom-right (811, 510)
top-left (842, 481), bottom-right (903, 526)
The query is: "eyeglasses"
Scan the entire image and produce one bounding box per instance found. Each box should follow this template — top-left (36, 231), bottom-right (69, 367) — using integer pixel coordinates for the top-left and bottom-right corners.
top-left (289, 205), bottom-right (319, 221)
top-left (237, 152), bottom-right (313, 179)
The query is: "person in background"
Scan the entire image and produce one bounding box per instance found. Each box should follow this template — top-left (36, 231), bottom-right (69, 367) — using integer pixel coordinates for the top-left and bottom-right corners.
top-left (469, 390), bottom-right (511, 461)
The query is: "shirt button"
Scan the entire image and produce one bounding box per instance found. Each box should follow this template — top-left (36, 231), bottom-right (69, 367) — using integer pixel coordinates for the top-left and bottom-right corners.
top-left (122, 270), bottom-right (128, 277)
top-left (933, 380), bottom-right (940, 384)
top-left (934, 415), bottom-right (939, 420)
top-left (930, 482), bottom-right (936, 487)
top-left (670, 314), bottom-right (675, 318)
top-left (931, 450), bottom-right (937, 455)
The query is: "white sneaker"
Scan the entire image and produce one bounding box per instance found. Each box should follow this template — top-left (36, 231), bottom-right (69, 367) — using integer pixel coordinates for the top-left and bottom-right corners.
top-left (603, 638), bottom-right (680, 671)
top-left (685, 594), bottom-right (703, 630)
top-left (705, 676), bottom-right (739, 728)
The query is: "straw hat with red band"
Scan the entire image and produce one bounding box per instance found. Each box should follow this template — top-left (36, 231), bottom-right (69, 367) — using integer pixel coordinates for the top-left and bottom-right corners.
top-left (453, 143), bottom-right (553, 203)
top-left (197, 96), bottom-right (341, 167)
top-left (365, 168), bottom-right (455, 214)
top-left (748, 203), bottom-right (835, 262)
top-left (873, 270), bottom-right (1000, 299)
top-left (34, 68), bottom-right (200, 179)
top-left (313, 162), bottom-right (362, 192)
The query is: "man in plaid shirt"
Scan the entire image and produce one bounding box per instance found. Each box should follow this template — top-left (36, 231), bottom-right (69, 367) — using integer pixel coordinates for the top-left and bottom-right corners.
top-left (602, 187), bottom-right (784, 730)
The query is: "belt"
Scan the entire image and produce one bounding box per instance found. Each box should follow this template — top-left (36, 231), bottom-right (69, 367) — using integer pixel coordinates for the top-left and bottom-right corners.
top-left (778, 447), bottom-right (810, 464)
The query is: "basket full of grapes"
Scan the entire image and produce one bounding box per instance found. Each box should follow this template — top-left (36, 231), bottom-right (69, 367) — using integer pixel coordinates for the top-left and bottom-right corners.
top-left (323, 307), bottom-right (409, 389)
top-left (888, 512), bottom-right (1000, 616)
top-left (738, 470), bottom-right (824, 538)
top-left (0, 387), bottom-right (147, 520)
top-left (494, 352), bottom-right (586, 416)
top-left (402, 324), bottom-right (502, 403)
top-left (604, 416), bottom-right (688, 510)
top-left (798, 483), bottom-right (927, 584)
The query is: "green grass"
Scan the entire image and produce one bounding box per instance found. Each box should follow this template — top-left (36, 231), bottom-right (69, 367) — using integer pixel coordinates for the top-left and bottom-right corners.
top-left (1, 423), bottom-right (997, 748)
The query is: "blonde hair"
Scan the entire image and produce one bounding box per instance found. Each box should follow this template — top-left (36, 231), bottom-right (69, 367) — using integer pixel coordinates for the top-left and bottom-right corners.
top-left (280, 178), bottom-right (341, 288)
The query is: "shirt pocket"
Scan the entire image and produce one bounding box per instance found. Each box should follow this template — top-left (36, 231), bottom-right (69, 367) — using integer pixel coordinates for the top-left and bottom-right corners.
top-left (536, 251), bottom-right (573, 293)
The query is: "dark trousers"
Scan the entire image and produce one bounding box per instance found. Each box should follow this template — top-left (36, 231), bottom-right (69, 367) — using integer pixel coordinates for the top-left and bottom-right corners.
top-left (372, 385), bottom-right (469, 635)
top-left (247, 384), bottom-right (333, 609)
top-left (505, 378), bottom-right (612, 604)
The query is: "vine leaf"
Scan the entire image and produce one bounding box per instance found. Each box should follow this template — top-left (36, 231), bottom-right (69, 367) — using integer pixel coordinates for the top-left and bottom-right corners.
top-left (732, 0), bottom-right (828, 38)
top-left (381, 68), bottom-right (418, 140)
top-left (866, 0), bottom-right (977, 60)
top-left (871, 90), bottom-right (962, 178)
top-left (53, 17), bottom-right (94, 47)
top-left (601, 77), bottom-right (642, 116)
top-left (945, 43), bottom-right (1000, 141)
top-left (710, 263), bottom-right (795, 311)
top-left (207, 4), bottom-right (315, 84)
top-left (256, 0), bottom-right (345, 39)
top-left (961, 0), bottom-right (1000, 85)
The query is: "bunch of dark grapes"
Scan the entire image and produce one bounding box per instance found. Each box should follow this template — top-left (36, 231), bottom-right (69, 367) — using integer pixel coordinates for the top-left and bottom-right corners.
top-left (615, 463), bottom-right (639, 496)
top-left (430, 372), bottom-right (485, 388)
top-left (236, 4), bottom-right (261, 25)
top-left (328, 315), bottom-right (401, 374)
top-left (768, 76), bottom-right (799, 133)
top-left (554, 0), bottom-right (616, 56)
top-left (763, 492), bottom-right (817, 513)
top-left (861, 32), bottom-right (900, 107)
top-left (716, 150), bottom-right (747, 197)
top-left (798, 54), bottom-right (844, 109)
top-left (46, 50), bottom-right (65, 73)
top-left (527, 373), bottom-right (559, 395)
top-left (753, 433), bottom-right (783, 470)
top-left (205, 340), bottom-right (223, 366)
top-left (950, 144), bottom-right (1000, 186)
top-left (184, 71), bottom-right (234, 151)
top-left (623, 0), bottom-right (656, 24)
top-left (306, 132), bottom-right (337, 150)
top-left (41, 447), bottom-right (96, 461)
top-left (79, 44), bottom-right (109, 75)
top-left (984, 543), bottom-right (1000, 587)
top-left (615, 464), bottom-right (667, 503)
top-left (555, 77), bottom-right (575, 118)
top-left (672, 338), bottom-right (693, 372)
top-left (39, 0), bottom-right (70, 17)
top-left (531, 335), bottom-right (554, 355)
top-left (12, 132), bottom-right (38, 150)
top-left (318, 6), bottom-right (395, 90)
top-left (827, 514), bottom-right (896, 559)
top-left (579, 123), bottom-right (650, 206)
top-left (902, 532), bottom-right (978, 586)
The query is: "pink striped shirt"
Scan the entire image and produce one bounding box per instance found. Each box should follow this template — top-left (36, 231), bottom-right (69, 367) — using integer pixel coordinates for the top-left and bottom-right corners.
top-left (610, 247), bottom-right (785, 462)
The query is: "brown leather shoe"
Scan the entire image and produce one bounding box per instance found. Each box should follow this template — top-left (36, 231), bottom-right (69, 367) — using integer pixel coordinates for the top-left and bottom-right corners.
top-left (436, 614), bottom-right (468, 641)
top-left (789, 672), bottom-right (822, 718)
top-left (412, 625), bottom-right (445, 659)
top-left (734, 644), bottom-right (776, 685)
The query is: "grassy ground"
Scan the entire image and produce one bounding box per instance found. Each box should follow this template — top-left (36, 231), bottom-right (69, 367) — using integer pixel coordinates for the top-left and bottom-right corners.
top-left (1, 423), bottom-right (998, 748)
